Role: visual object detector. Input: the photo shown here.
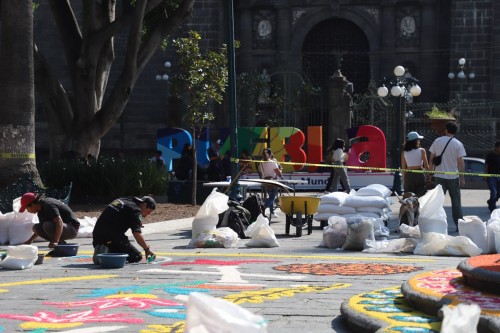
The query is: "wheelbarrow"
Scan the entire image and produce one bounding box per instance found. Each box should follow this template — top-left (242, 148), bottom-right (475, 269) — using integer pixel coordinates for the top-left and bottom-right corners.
top-left (278, 196), bottom-right (320, 237)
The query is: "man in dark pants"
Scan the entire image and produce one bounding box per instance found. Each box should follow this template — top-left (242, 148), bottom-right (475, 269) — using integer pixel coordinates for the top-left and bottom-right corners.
top-left (92, 196), bottom-right (156, 264)
top-left (485, 142), bottom-right (500, 212)
top-left (22, 192), bottom-right (80, 248)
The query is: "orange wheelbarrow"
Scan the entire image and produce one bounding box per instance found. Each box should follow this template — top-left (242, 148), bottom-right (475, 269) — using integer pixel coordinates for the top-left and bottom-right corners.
top-left (278, 196), bottom-right (320, 237)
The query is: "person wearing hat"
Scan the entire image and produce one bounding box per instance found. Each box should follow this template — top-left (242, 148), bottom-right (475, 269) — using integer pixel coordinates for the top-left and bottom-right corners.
top-left (92, 196), bottom-right (156, 264)
top-left (402, 131), bottom-right (431, 197)
top-left (22, 192), bottom-right (80, 248)
top-left (207, 139), bottom-right (223, 181)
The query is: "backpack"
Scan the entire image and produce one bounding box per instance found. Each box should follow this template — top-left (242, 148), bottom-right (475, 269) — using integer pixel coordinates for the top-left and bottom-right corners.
top-left (227, 209), bottom-right (250, 239)
top-left (217, 199), bottom-right (251, 239)
top-left (242, 194), bottom-right (266, 223)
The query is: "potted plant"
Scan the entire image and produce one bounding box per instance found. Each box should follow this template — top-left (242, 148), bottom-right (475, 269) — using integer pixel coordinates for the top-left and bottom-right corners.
top-left (426, 105), bottom-right (456, 132)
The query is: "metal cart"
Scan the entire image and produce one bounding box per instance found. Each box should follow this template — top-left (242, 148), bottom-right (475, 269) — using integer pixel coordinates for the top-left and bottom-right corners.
top-left (278, 196), bottom-right (320, 237)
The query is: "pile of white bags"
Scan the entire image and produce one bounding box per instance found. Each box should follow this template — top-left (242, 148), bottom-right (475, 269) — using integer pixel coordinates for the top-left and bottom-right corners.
top-left (314, 184), bottom-right (392, 224)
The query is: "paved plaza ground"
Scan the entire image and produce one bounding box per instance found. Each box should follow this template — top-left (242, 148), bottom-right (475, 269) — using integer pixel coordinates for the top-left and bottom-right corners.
top-left (0, 189), bottom-right (493, 332)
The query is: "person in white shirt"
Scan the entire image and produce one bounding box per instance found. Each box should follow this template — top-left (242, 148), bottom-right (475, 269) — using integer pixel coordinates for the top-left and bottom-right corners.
top-left (324, 139), bottom-right (351, 193)
top-left (258, 148), bottom-right (282, 219)
top-left (401, 131), bottom-right (430, 196)
top-left (429, 121), bottom-right (466, 231)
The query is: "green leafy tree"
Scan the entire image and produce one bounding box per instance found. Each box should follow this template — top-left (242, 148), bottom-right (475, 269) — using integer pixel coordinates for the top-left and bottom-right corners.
top-left (172, 31), bottom-right (228, 205)
top-left (33, 0), bottom-right (195, 160)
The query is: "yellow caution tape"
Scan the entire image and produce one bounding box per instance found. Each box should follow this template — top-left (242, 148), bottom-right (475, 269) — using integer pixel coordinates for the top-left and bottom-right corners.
top-left (0, 152), bottom-right (36, 159)
top-left (232, 158), bottom-right (500, 178)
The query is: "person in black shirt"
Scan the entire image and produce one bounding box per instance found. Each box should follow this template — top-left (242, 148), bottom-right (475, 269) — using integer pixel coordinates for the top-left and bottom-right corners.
top-left (92, 196), bottom-right (156, 264)
top-left (485, 141), bottom-right (500, 212)
top-left (207, 139), bottom-right (223, 181)
top-left (22, 193), bottom-right (80, 248)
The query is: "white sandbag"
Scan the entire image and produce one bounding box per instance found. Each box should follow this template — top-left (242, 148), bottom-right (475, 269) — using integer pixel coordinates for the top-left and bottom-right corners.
top-left (344, 212), bottom-right (381, 219)
top-left (440, 303), bottom-right (480, 333)
top-left (313, 212), bottom-right (339, 221)
top-left (341, 216), bottom-right (375, 251)
top-left (458, 216), bottom-right (488, 253)
top-left (245, 215), bottom-right (279, 248)
top-left (343, 195), bottom-right (389, 209)
top-left (192, 189), bottom-right (229, 238)
top-left (320, 191), bottom-right (349, 205)
top-left (356, 206), bottom-right (386, 214)
top-left (487, 219), bottom-right (500, 253)
top-left (77, 216), bottom-right (97, 238)
top-left (316, 203), bottom-right (356, 215)
top-left (418, 185), bottom-right (447, 231)
top-left (8, 210), bottom-right (38, 245)
top-left (372, 218), bottom-right (389, 239)
top-left (491, 208), bottom-right (500, 220)
top-left (399, 224), bottom-right (421, 239)
top-left (321, 216), bottom-right (347, 249)
top-left (0, 212), bottom-right (14, 244)
top-left (418, 217), bottom-right (448, 235)
top-left (413, 232), bottom-right (482, 257)
top-left (355, 184), bottom-right (391, 198)
top-left (185, 292), bottom-right (268, 333)
top-left (363, 238), bottom-right (418, 253)
top-left (0, 245), bottom-right (38, 270)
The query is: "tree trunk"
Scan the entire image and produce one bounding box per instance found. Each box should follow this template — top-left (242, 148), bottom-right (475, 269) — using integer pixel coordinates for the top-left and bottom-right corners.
top-left (0, 0), bottom-right (40, 187)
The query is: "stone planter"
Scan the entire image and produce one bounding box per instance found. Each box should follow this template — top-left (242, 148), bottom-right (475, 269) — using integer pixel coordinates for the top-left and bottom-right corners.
top-left (429, 118), bottom-right (456, 134)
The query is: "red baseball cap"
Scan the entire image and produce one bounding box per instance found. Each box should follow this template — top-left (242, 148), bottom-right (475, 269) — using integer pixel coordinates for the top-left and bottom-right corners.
top-left (19, 192), bottom-right (38, 213)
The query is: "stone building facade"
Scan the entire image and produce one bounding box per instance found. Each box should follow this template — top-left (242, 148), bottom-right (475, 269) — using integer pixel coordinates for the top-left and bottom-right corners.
top-left (31, 0), bottom-right (499, 156)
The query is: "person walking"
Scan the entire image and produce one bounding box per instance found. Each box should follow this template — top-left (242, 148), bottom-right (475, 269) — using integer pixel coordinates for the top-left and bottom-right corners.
top-left (485, 141), bottom-right (500, 212)
top-left (324, 139), bottom-right (351, 193)
top-left (22, 193), bottom-right (80, 248)
top-left (92, 196), bottom-right (156, 264)
top-left (429, 121), bottom-right (466, 231)
top-left (401, 131), bottom-right (431, 197)
top-left (258, 148), bottom-right (282, 219)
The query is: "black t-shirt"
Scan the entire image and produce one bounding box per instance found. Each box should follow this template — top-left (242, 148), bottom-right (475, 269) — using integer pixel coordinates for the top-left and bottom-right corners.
top-left (37, 198), bottom-right (80, 228)
top-left (485, 152), bottom-right (500, 174)
top-left (92, 197), bottom-right (143, 243)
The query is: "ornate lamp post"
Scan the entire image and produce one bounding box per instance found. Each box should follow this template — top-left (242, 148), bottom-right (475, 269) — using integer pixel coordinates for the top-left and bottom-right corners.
top-left (448, 57), bottom-right (474, 120)
top-left (377, 66), bottom-right (422, 194)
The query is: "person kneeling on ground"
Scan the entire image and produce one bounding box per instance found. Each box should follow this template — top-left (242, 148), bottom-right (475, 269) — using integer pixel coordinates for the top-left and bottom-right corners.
top-left (92, 196), bottom-right (156, 264)
top-left (22, 192), bottom-right (80, 249)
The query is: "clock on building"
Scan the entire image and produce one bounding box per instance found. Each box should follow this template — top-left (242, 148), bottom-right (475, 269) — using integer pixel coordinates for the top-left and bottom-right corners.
top-left (257, 19), bottom-right (272, 39)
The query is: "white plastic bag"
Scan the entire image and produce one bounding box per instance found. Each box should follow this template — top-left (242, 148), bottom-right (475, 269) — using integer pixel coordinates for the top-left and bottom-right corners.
top-left (414, 232), bottom-right (482, 257)
top-left (192, 189), bottom-right (229, 238)
top-left (418, 185), bottom-right (448, 234)
top-left (363, 238), bottom-right (418, 253)
top-left (0, 245), bottom-right (38, 270)
top-left (439, 303), bottom-right (480, 333)
top-left (185, 292), bottom-right (268, 333)
top-left (245, 215), bottom-right (279, 247)
top-left (8, 209), bottom-right (39, 245)
top-left (321, 216), bottom-right (347, 249)
top-left (487, 219), bottom-right (500, 253)
top-left (399, 224), bottom-right (421, 239)
top-left (0, 212), bottom-right (14, 244)
top-left (341, 216), bottom-right (375, 251)
top-left (188, 228), bottom-right (239, 248)
top-left (458, 216), bottom-right (488, 253)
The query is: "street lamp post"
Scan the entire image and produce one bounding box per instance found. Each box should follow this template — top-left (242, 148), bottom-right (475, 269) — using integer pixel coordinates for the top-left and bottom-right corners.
top-left (448, 58), bottom-right (475, 120)
top-left (155, 61), bottom-right (172, 126)
top-left (377, 66), bottom-right (422, 195)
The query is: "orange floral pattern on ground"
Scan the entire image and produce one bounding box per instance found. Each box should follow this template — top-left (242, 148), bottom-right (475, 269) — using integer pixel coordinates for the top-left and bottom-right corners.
top-left (273, 263), bottom-right (423, 276)
top-left (467, 254), bottom-right (500, 272)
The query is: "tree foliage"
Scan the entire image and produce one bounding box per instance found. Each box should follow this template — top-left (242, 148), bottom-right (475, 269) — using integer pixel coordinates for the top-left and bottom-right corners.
top-left (172, 31), bottom-right (228, 204)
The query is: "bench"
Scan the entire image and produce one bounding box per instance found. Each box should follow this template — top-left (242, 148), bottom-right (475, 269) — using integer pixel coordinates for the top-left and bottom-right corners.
top-left (0, 178), bottom-right (72, 213)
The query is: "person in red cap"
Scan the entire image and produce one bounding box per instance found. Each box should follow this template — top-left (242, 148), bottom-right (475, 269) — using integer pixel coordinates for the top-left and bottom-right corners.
top-left (22, 193), bottom-right (80, 248)
top-left (92, 196), bottom-right (156, 264)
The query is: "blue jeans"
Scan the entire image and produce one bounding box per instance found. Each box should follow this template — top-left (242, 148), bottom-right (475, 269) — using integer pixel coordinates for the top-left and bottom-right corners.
top-left (433, 177), bottom-right (463, 226)
top-left (264, 187), bottom-right (277, 215)
top-left (487, 177), bottom-right (500, 212)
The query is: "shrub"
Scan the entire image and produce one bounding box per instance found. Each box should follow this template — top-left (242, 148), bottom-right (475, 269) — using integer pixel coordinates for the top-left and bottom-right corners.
top-left (37, 157), bottom-right (168, 200)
